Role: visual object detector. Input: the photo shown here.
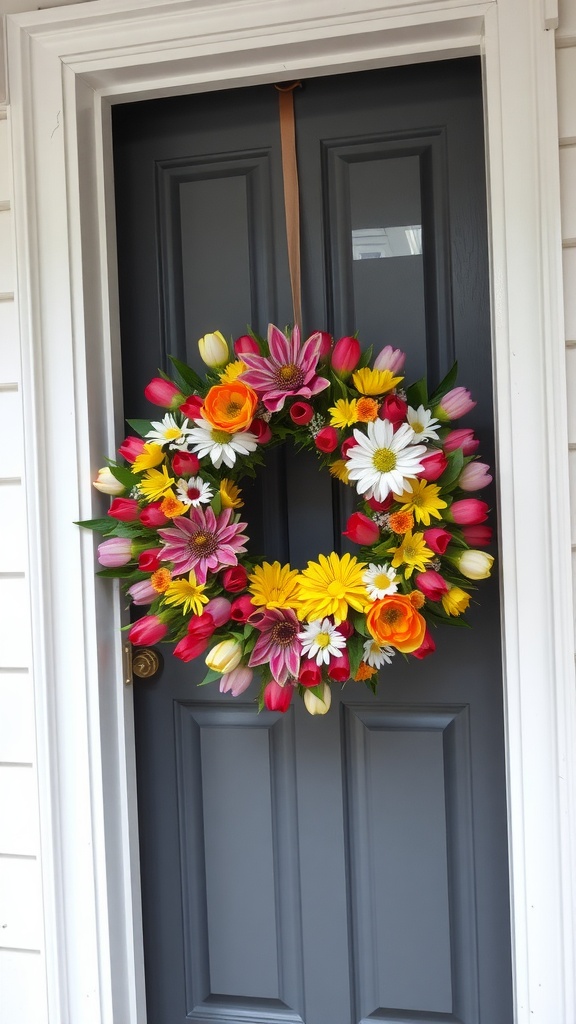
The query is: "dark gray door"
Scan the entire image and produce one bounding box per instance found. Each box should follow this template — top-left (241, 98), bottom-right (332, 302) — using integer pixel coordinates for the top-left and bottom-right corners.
top-left (113, 58), bottom-right (513, 1024)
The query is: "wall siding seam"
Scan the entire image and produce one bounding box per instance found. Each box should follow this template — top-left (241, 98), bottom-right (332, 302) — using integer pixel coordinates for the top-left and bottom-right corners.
top-left (563, 238), bottom-right (576, 247)
top-left (559, 136), bottom-right (576, 146)
top-left (556, 36), bottom-right (576, 48)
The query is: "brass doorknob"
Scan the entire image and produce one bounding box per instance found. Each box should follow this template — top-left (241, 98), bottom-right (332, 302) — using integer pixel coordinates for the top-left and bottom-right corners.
top-left (131, 647), bottom-right (162, 680)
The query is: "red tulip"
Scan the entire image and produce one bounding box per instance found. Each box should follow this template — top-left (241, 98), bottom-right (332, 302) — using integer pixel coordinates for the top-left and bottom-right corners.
top-left (179, 394), bottom-right (204, 420)
top-left (222, 565), bottom-right (248, 593)
top-left (412, 629), bottom-right (436, 659)
top-left (230, 595), bottom-right (255, 623)
top-left (447, 499), bottom-right (489, 525)
top-left (299, 660), bottom-right (322, 688)
top-left (139, 502), bottom-right (168, 527)
top-left (290, 401), bottom-right (314, 425)
top-left (418, 450), bottom-right (448, 481)
top-left (443, 428), bottom-right (479, 455)
top-left (337, 618), bottom-right (354, 638)
top-left (423, 528), bottom-right (451, 555)
top-left (331, 336), bottom-right (361, 378)
top-left (138, 548), bottom-right (163, 572)
top-left (315, 332), bottom-right (333, 360)
top-left (187, 611), bottom-right (217, 638)
top-left (129, 614), bottom-right (168, 646)
top-left (328, 649), bottom-right (350, 682)
top-left (118, 435), bottom-right (146, 463)
top-left (343, 511), bottom-right (379, 546)
top-left (415, 570), bottom-right (448, 601)
top-left (366, 493), bottom-right (394, 512)
top-left (173, 633), bottom-right (211, 662)
top-left (107, 497), bottom-right (140, 522)
top-left (461, 524), bottom-right (492, 547)
top-left (172, 451), bottom-right (200, 477)
top-left (341, 437), bottom-right (358, 459)
top-left (264, 680), bottom-right (293, 712)
top-left (250, 418), bottom-right (272, 444)
top-left (144, 377), bottom-right (184, 409)
top-left (234, 334), bottom-right (260, 356)
top-left (315, 426), bottom-right (339, 453)
top-left (379, 393), bottom-right (407, 428)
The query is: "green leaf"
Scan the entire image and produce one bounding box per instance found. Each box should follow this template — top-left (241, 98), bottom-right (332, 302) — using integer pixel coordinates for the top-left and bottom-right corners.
top-left (75, 517), bottom-right (115, 534)
top-left (197, 667), bottom-right (223, 687)
top-left (356, 344), bottom-right (373, 370)
top-left (96, 566), bottom-right (138, 579)
top-left (308, 683), bottom-right (327, 702)
top-left (347, 633), bottom-right (365, 680)
top-left (428, 361), bottom-right (458, 405)
top-left (126, 418), bottom-right (153, 438)
top-left (168, 356), bottom-right (206, 394)
top-left (406, 377), bottom-right (428, 407)
top-left (211, 492), bottom-right (222, 515)
top-left (109, 464), bottom-right (139, 489)
top-left (437, 447), bottom-right (464, 489)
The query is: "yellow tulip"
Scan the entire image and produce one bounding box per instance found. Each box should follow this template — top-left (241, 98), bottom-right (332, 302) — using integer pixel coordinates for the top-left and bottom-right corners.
top-left (205, 638), bottom-right (243, 674)
top-left (198, 331), bottom-right (229, 368)
top-left (93, 467), bottom-right (125, 495)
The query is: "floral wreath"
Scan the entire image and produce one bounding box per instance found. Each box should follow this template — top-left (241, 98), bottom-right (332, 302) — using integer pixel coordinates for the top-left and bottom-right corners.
top-left (80, 325), bottom-right (494, 716)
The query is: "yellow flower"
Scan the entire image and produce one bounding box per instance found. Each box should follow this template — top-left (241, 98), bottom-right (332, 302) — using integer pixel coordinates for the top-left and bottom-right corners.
top-left (329, 459), bottom-right (350, 484)
top-left (132, 442), bottom-right (165, 474)
top-left (139, 464), bottom-right (175, 502)
top-left (160, 492), bottom-right (188, 518)
top-left (220, 478), bottom-right (244, 509)
top-left (198, 330), bottom-right (229, 368)
top-left (442, 585), bottom-right (471, 617)
top-left (352, 367), bottom-right (403, 395)
top-left (206, 638), bottom-right (243, 673)
top-left (390, 530), bottom-right (434, 579)
top-left (164, 570), bottom-right (208, 616)
top-left (249, 561), bottom-right (300, 609)
top-left (393, 479), bottom-right (448, 526)
top-left (329, 398), bottom-right (358, 428)
top-left (219, 359), bottom-right (247, 383)
top-left (296, 552), bottom-right (369, 624)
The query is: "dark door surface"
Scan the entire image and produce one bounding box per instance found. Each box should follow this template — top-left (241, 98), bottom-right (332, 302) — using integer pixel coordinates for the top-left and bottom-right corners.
top-left (113, 59), bottom-right (513, 1024)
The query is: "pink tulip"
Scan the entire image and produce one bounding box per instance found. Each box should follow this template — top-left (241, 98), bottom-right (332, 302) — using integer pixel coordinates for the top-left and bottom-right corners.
top-left (128, 579), bottom-right (157, 605)
top-left (299, 660), bottom-right (322, 688)
top-left (139, 503), bottom-right (168, 527)
top-left (343, 511), bottom-right (379, 546)
top-left (204, 597), bottom-right (232, 627)
top-left (129, 614), bottom-right (168, 646)
top-left (330, 336), bottom-right (361, 378)
top-left (179, 394), bottom-right (204, 419)
top-left (412, 628), bottom-right (436, 659)
top-left (97, 537), bottom-right (132, 567)
top-left (250, 418), bottom-right (272, 444)
top-left (264, 680), bottom-right (293, 712)
top-left (144, 377), bottom-right (184, 409)
top-left (315, 426), bottom-right (339, 453)
top-left (220, 666), bottom-right (254, 696)
top-left (222, 565), bottom-right (248, 593)
top-left (230, 595), bottom-right (255, 623)
top-left (418, 450), bottom-right (447, 481)
top-left (373, 345), bottom-right (406, 374)
top-left (174, 633), bottom-right (211, 662)
top-left (108, 497), bottom-right (140, 522)
top-left (415, 569), bottom-right (448, 601)
top-left (379, 393), bottom-right (407, 428)
top-left (138, 548), bottom-right (163, 572)
top-left (443, 428), bottom-right (479, 455)
top-left (315, 332), bottom-right (333, 360)
top-left (118, 435), bottom-right (146, 463)
top-left (423, 527), bottom-right (451, 555)
top-left (234, 334), bottom-right (260, 357)
top-left (290, 401), bottom-right (314, 425)
top-left (458, 462), bottom-right (492, 491)
top-left (434, 387), bottom-right (476, 421)
top-left (461, 524), bottom-right (492, 547)
top-left (447, 499), bottom-right (489, 525)
top-left (328, 649), bottom-right (350, 683)
top-left (171, 451), bottom-right (200, 477)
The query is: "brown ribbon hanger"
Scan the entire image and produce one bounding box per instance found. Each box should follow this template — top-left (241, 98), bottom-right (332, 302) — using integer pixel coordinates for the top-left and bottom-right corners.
top-left (275, 81), bottom-right (302, 331)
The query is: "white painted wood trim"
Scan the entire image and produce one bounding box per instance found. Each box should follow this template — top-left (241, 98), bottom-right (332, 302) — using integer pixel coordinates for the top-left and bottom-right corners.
top-left (6, 0), bottom-right (575, 1021)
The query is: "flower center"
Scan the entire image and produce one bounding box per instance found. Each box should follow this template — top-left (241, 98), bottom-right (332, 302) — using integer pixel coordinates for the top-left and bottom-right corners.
top-left (374, 573), bottom-right (391, 590)
top-left (189, 530), bottom-right (218, 557)
top-left (211, 428), bottom-right (231, 443)
top-left (188, 486), bottom-right (201, 500)
top-left (271, 621), bottom-right (298, 647)
top-left (276, 363), bottom-right (305, 390)
top-left (226, 400), bottom-right (242, 416)
top-left (327, 580), bottom-right (346, 599)
top-left (383, 607), bottom-right (402, 625)
top-left (372, 447), bottom-right (396, 473)
top-left (165, 426), bottom-right (182, 440)
top-left (315, 631), bottom-right (332, 649)
top-left (412, 422), bottom-right (424, 433)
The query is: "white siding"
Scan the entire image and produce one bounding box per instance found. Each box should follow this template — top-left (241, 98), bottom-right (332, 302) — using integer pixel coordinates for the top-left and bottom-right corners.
top-left (557, 4), bottom-right (576, 646)
top-left (0, 107), bottom-right (48, 1022)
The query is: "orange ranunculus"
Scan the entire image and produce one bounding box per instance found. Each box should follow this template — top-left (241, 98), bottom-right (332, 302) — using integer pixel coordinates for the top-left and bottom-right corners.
top-left (366, 593), bottom-right (426, 653)
top-left (201, 381), bottom-right (259, 434)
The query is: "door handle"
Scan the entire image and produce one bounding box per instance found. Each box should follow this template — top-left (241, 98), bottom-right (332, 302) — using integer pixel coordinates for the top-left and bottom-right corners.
top-left (124, 644), bottom-right (163, 683)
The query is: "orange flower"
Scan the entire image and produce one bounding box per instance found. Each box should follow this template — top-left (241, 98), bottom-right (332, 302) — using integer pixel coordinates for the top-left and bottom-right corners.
top-left (354, 661), bottom-right (377, 681)
top-left (151, 568), bottom-right (172, 593)
top-left (388, 510), bottom-right (414, 534)
top-left (366, 593), bottom-right (426, 653)
top-left (201, 381), bottom-right (258, 433)
top-left (356, 397), bottom-right (379, 422)
top-left (160, 493), bottom-right (188, 518)
top-left (408, 589), bottom-right (425, 609)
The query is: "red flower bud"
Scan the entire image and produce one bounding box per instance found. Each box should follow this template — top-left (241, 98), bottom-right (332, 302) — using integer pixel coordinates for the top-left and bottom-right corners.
top-left (172, 451), bottom-right (200, 477)
top-left (250, 418), bottom-right (272, 444)
top-left (221, 565), bottom-right (248, 593)
top-left (331, 335), bottom-right (361, 378)
top-left (461, 524), bottom-right (492, 547)
top-left (443, 428), bottom-right (479, 455)
top-left (379, 393), bottom-right (407, 428)
top-left (412, 628), bottom-right (436, 660)
top-left (187, 611), bottom-right (217, 639)
top-left (234, 334), bottom-right (260, 356)
top-left (366, 493), bottom-right (394, 512)
top-left (316, 331), bottom-right (333, 360)
top-left (447, 499), bottom-right (489, 525)
top-left (107, 497), bottom-right (140, 522)
top-left (299, 660), bottom-right (322, 688)
top-left (423, 528), bottom-right (451, 555)
top-left (129, 614), bottom-right (168, 646)
top-left (230, 595), bottom-right (255, 623)
top-left (118, 435), bottom-right (145, 463)
top-left (138, 548), bottom-right (163, 572)
top-left (290, 401), bottom-right (314, 425)
top-left (139, 503), bottom-right (168, 527)
top-left (179, 394), bottom-right (204, 420)
top-left (337, 618), bottom-right (354, 638)
top-left (173, 633), bottom-right (211, 662)
top-left (418, 450), bottom-right (448, 481)
top-left (204, 598), bottom-right (232, 627)
top-left (343, 511), bottom-right (380, 546)
top-left (144, 377), bottom-right (184, 409)
top-left (315, 426), bottom-right (339, 453)
top-left (341, 437), bottom-right (358, 459)
top-left (415, 569), bottom-right (448, 601)
top-left (264, 680), bottom-right (293, 712)
top-left (328, 649), bottom-right (351, 683)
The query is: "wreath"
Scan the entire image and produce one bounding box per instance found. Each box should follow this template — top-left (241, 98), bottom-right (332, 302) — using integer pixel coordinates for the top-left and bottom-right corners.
top-left (80, 324), bottom-right (494, 715)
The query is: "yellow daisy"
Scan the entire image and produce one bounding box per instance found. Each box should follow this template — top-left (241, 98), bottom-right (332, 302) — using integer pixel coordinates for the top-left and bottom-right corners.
top-left (296, 552), bottom-right (369, 624)
top-left (220, 478), bottom-right (244, 509)
top-left (139, 464), bottom-right (175, 502)
top-left (164, 570), bottom-right (208, 616)
top-left (132, 442), bottom-right (165, 474)
top-left (329, 459), bottom-right (350, 484)
top-left (219, 359), bottom-right (248, 384)
top-left (390, 530), bottom-right (434, 579)
top-left (329, 398), bottom-right (358, 428)
top-left (393, 479), bottom-right (448, 526)
top-left (249, 561), bottom-right (300, 609)
top-left (352, 367), bottom-right (403, 395)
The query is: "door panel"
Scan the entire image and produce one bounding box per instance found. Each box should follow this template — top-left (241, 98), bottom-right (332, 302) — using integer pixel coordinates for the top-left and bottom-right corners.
top-left (113, 58), bottom-right (512, 1024)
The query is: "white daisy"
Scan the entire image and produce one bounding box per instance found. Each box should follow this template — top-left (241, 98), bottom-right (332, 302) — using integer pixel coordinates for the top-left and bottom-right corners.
top-left (363, 563), bottom-right (398, 600)
top-left (175, 475), bottom-right (213, 507)
top-left (362, 638), bottom-right (396, 669)
top-left (345, 420), bottom-right (427, 503)
top-left (187, 419), bottom-right (258, 469)
top-left (298, 618), bottom-right (347, 666)
top-left (146, 413), bottom-right (194, 450)
top-left (406, 404), bottom-right (440, 442)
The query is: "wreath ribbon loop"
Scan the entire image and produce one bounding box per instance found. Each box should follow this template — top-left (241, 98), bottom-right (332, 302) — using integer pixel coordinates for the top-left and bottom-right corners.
top-left (276, 82), bottom-right (302, 330)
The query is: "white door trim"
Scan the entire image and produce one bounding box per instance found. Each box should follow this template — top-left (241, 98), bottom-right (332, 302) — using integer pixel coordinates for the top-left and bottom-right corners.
top-left (6, 0), bottom-right (575, 1020)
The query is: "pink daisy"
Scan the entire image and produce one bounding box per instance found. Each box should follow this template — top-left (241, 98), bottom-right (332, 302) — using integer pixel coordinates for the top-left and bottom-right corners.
top-left (248, 607), bottom-right (302, 684)
top-left (240, 324), bottom-right (330, 412)
top-left (158, 506), bottom-right (248, 583)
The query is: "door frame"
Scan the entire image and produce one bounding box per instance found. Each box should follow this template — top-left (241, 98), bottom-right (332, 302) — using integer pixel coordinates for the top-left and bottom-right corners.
top-left (6, 0), bottom-right (575, 1021)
